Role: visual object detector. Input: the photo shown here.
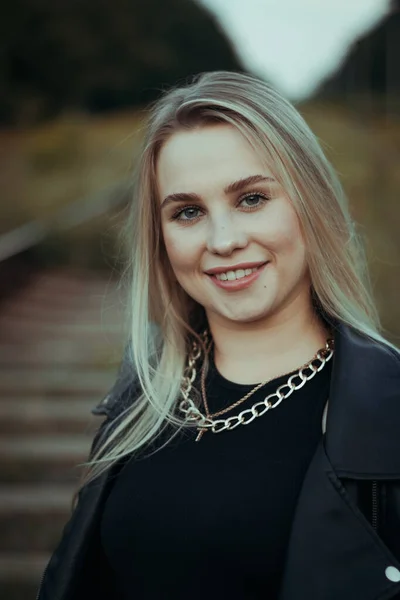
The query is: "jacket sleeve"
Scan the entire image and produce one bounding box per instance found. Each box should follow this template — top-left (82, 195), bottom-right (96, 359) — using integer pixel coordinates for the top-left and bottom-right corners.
top-left (37, 347), bottom-right (142, 599)
top-left (36, 416), bottom-right (117, 600)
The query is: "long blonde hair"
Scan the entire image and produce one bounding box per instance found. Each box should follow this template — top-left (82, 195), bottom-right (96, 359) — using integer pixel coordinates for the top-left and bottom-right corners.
top-left (84, 70), bottom-right (393, 483)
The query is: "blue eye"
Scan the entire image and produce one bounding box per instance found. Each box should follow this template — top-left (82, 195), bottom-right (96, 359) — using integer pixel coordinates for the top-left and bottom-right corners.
top-left (170, 191), bottom-right (270, 223)
top-left (240, 193), bottom-right (267, 208)
top-left (171, 206), bottom-right (202, 222)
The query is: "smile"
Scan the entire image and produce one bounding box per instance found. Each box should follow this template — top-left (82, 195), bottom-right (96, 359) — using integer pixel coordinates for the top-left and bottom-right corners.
top-left (207, 262), bottom-right (268, 291)
top-left (215, 267), bottom-right (259, 281)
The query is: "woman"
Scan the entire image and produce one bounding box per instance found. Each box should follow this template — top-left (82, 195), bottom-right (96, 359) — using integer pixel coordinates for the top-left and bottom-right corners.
top-left (37, 71), bottom-right (400, 600)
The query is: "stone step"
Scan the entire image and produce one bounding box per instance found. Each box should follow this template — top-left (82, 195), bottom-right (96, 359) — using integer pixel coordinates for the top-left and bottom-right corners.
top-left (5, 283), bottom-right (117, 307)
top-left (32, 270), bottom-right (117, 294)
top-left (3, 279), bottom-right (118, 300)
top-left (6, 299), bottom-right (118, 319)
top-left (0, 484), bottom-right (74, 553)
top-left (0, 484), bottom-right (76, 512)
top-left (0, 344), bottom-right (121, 369)
top-left (0, 393), bottom-right (106, 404)
top-left (0, 399), bottom-right (100, 434)
top-left (0, 554), bottom-right (48, 600)
top-left (2, 286), bottom-right (122, 313)
top-left (0, 316), bottom-right (123, 338)
top-left (0, 301), bottom-right (122, 323)
top-left (0, 368), bottom-right (116, 396)
top-left (0, 435), bottom-right (93, 459)
top-left (0, 307), bottom-right (122, 329)
top-left (0, 269), bottom-right (121, 598)
top-left (3, 293), bottom-right (117, 314)
top-left (0, 552), bottom-right (47, 579)
top-left (0, 434), bottom-right (95, 484)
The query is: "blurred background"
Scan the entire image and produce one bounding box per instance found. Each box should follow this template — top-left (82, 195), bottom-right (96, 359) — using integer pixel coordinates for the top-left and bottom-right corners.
top-left (0, 0), bottom-right (399, 597)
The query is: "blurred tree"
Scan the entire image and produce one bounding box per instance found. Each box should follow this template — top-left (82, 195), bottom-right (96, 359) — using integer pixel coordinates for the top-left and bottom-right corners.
top-left (0, 0), bottom-right (243, 126)
top-left (316, 0), bottom-right (400, 112)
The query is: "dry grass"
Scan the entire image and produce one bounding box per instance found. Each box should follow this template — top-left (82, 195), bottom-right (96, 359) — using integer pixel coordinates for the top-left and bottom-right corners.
top-left (0, 110), bottom-right (145, 228)
top-left (299, 102), bottom-right (400, 341)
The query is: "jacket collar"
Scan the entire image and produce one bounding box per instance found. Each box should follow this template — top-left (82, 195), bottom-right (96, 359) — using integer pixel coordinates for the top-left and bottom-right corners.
top-left (325, 322), bottom-right (400, 478)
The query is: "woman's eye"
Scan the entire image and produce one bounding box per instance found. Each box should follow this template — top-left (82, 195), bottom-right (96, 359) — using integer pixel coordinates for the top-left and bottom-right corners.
top-left (240, 193), bottom-right (267, 208)
top-left (170, 193), bottom-right (268, 223)
top-left (171, 206), bottom-right (201, 221)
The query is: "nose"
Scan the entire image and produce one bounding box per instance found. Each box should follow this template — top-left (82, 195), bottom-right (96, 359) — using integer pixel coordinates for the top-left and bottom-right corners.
top-left (206, 215), bottom-right (248, 256)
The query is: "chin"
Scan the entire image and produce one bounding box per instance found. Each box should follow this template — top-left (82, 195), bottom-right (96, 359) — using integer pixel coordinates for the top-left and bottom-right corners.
top-left (219, 305), bottom-right (275, 324)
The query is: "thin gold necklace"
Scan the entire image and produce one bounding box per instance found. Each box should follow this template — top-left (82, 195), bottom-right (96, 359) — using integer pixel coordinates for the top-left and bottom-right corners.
top-left (193, 332), bottom-right (334, 441)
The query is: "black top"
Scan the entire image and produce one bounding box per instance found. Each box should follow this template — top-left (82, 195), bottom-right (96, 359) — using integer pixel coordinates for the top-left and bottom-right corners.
top-left (100, 347), bottom-right (332, 599)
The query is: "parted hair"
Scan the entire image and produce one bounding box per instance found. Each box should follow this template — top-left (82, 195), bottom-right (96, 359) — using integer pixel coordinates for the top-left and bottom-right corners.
top-left (82, 70), bottom-right (391, 484)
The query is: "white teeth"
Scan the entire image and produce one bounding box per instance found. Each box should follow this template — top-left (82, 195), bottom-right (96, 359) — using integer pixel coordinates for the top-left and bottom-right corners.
top-left (215, 266), bottom-right (259, 281)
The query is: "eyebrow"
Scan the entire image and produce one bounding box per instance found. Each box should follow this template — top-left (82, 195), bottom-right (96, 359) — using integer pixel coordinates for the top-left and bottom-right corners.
top-left (160, 174), bottom-right (276, 209)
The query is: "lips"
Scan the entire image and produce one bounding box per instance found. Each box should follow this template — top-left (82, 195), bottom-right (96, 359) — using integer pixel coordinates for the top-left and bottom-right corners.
top-left (204, 261), bottom-right (268, 276)
top-left (208, 261), bottom-right (268, 291)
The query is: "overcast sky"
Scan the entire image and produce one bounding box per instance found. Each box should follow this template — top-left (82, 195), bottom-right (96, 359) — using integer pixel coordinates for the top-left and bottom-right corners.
top-left (198, 0), bottom-right (391, 100)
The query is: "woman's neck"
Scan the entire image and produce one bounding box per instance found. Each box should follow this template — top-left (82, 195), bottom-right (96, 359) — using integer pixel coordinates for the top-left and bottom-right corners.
top-left (208, 311), bottom-right (331, 386)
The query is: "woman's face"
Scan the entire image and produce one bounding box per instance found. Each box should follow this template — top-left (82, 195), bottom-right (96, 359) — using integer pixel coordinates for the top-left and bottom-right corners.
top-left (157, 124), bottom-right (311, 327)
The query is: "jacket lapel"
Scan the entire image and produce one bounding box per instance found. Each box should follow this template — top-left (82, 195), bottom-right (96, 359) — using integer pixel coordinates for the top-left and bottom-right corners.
top-left (325, 324), bottom-right (400, 478)
top-left (280, 325), bottom-right (400, 599)
top-left (279, 440), bottom-right (400, 600)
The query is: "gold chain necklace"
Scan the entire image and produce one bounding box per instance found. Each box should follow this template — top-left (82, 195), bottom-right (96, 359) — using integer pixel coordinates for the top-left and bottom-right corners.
top-left (179, 330), bottom-right (334, 441)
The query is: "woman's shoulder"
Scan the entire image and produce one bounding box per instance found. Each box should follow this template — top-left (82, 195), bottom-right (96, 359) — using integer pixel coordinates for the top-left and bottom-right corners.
top-left (325, 323), bottom-right (400, 477)
top-left (335, 323), bottom-right (400, 387)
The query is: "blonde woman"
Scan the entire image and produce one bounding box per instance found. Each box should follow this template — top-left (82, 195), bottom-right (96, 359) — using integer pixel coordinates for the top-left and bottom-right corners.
top-left (37, 72), bottom-right (400, 600)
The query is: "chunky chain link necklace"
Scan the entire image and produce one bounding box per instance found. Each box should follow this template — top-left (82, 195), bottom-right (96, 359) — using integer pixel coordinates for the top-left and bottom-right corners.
top-left (178, 329), bottom-right (334, 441)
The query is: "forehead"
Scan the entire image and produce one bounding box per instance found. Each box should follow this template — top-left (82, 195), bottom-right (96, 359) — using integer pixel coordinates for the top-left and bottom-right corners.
top-left (156, 124), bottom-right (271, 197)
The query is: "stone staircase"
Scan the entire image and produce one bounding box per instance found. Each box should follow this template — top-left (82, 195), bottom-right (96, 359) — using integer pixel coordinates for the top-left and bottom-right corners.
top-left (0, 268), bottom-right (124, 599)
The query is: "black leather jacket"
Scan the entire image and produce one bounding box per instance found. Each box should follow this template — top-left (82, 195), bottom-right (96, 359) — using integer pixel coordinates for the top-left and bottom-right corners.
top-left (37, 324), bottom-right (400, 600)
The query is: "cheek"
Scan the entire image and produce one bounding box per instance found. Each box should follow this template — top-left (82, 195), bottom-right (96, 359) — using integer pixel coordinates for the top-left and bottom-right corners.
top-left (162, 227), bottom-right (199, 271)
top-left (261, 213), bottom-right (304, 252)
top-left (162, 231), bottom-right (180, 266)
top-left (258, 208), bottom-right (307, 270)
top-left (280, 223), bottom-right (305, 254)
